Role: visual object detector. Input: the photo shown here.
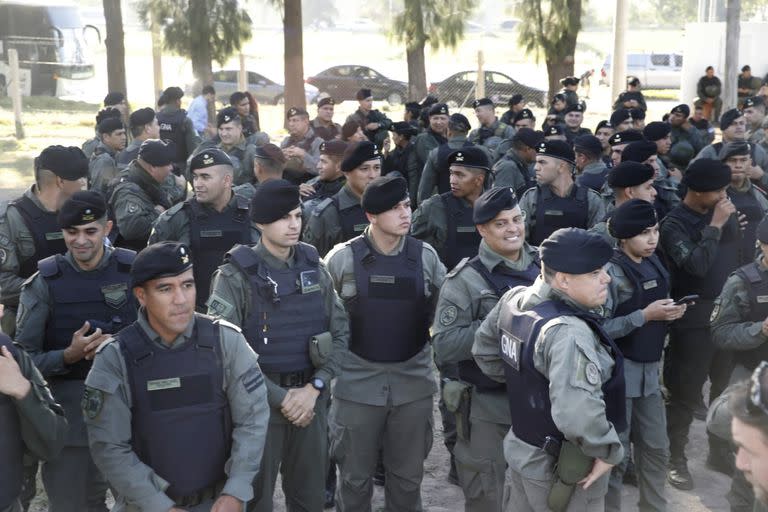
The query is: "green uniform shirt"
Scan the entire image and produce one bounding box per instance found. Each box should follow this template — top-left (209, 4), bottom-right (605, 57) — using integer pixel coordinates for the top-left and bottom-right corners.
top-left (192, 137), bottom-right (262, 187)
top-left (89, 142), bottom-right (120, 197)
top-left (492, 151), bottom-right (530, 195)
top-left (303, 184), bottom-right (363, 258)
top-left (110, 161), bottom-right (168, 244)
top-left (410, 193), bottom-right (474, 254)
top-left (416, 135), bottom-right (480, 204)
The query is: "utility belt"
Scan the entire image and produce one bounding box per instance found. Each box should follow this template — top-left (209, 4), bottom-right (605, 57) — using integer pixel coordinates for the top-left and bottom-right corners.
top-left (265, 368), bottom-right (314, 389)
top-left (171, 480), bottom-right (225, 508)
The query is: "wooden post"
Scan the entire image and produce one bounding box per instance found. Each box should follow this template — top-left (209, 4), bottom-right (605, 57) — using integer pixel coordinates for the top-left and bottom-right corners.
top-left (238, 53), bottom-right (247, 92)
top-left (150, 12), bottom-right (163, 103)
top-left (476, 50), bottom-right (485, 99)
top-left (722, 0), bottom-right (740, 112)
top-left (611, 0), bottom-right (628, 103)
top-left (8, 49), bottom-right (24, 139)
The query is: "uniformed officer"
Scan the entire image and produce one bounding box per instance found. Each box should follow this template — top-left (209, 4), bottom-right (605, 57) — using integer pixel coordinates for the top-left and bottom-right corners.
top-left (644, 122), bottom-right (674, 172)
top-left (229, 91), bottom-right (260, 141)
top-left (562, 104), bottom-right (591, 143)
top-left (602, 199), bottom-right (685, 512)
top-left (232, 144), bottom-right (288, 202)
top-left (659, 158), bottom-right (741, 490)
top-left (613, 77), bottom-right (648, 112)
top-left (0, 333), bottom-right (67, 512)
top-left (89, 116), bottom-right (126, 196)
top-left (82, 108), bottom-right (122, 160)
top-left (574, 134), bottom-right (608, 191)
top-left (0, 145), bottom-right (88, 336)
top-left (472, 227), bottom-right (625, 511)
top-left (543, 124), bottom-right (567, 142)
top-left (668, 104), bottom-right (705, 158)
top-left (620, 140), bottom-right (681, 219)
top-left (608, 129), bottom-right (644, 168)
top-left (207, 180), bottom-right (349, 511)
top-left (591, 161), bottom-right (658, 241)
top-left (345, 88), bottom-right (392, 148)
top-left (312, 97), bottom-right (342, 141)
top-left (432, 186), bottom-right (539, 511)
top-left (382, 122), bottom-right (417, 184)
top-left (610, 109), bottom-right (634, 133)
top-left (518, 140), bottom-right (606, 246)
top-left (743, 96), bottom-right (767, 151)
top-left (411, 146), bottom-right (489, 270)
top-left (512, 108), bottom-right (536, 131)
top-left (156, 86), bottom-right (202, 176)
top-left (469, 98), bottom-right (515, 157)
top-left (149, 149), bottom-right (258, 311)
top-left (16, 191), bottom-right (138, 512)
top-left (410, 103), bottom-right (450, 201)
top-left (300, 140), bottom-right (347, 218)
top-left (492, 128), bottom-right (541, 197)
top-left (630, 108), bottom-right (646, 132)
top-left (560, 76), bottom-right (582, 108)
top-left (500, 94), bottom-right (525, 126)
top-left (303, 141), bottom-right (381, 257)
top-left (325, 175), bottom-right (446, 511)
top-left (594, 120), bottom-right (615, 166)
top-left (84, 241), bottom-right (269, 512)
top-left (116, 108), bottom-right (160, 170)
top-left (278, 106), bottom-right (323, 184)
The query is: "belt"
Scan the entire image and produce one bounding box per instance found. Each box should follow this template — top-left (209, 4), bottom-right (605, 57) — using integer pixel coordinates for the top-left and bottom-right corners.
top-left (265, 368), bottom-right (313, 388)
top-left (173, 480), bottom-right (225, 508)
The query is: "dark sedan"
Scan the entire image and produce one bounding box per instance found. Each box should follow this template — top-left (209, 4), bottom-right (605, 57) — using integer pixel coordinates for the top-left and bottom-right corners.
top-left (306, 65), bottom-right (408, 105)
top-left (429, 70), bottom-right (547, 108)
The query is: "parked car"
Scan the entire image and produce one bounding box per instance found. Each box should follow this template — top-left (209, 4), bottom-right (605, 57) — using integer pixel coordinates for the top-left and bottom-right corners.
top-left (429, 70), bottom-right (547, 108)
top-left (599, 53), bottom-right (683, 89)
top-left (186, 70), bottom-right (319, 106)
top-left (306, 65), bottom-right (408, 105)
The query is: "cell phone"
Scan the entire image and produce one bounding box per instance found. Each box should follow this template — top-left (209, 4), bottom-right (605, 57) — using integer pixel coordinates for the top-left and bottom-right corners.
top-left (674, 294), bottom-right (699, 306)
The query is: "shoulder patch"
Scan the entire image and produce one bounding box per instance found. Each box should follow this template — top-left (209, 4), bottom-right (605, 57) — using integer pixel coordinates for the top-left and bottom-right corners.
top-left (206, 294), bottom-right (235, 319)
top-left (213, 317), bottom-right (242, 333)
top-left (710, 299), bottom-right (721, 323)
top-left (313, 197), bottom-right (333, 217)
top-left (446, 257), bottom-right (469, 279)
top-left (439, 305), bottom-right (458, 326)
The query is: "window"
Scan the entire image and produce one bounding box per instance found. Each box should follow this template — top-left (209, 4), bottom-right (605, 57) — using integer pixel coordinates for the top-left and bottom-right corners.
top-left (489, 72), bottom-right (512, 85)
top-left (627, 55), bottom-right (645, 67)
top-left (651, 54), bottom-right (670, 66)
top-left (333, 66), bottom-right (351, 77)
top-left (215, 71), bottom-right (236, 82)
top-left (674, 55), bottom-right (683, 67)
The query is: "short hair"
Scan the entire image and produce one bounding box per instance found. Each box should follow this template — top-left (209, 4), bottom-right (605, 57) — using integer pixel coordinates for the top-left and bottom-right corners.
top-left (341, 120), bottom-right (361, 141)
top-left (230, 91), bottom-right (247, 106)
top-left (202, 85), bottom-right (215, 96)
top-left (575, 148), bottom-right (600, 161)
top-left (33, 159), bottom-right (57, 189)
top-left (255, 157), bottom-right (284, 176)
top-left (706, 65), bottom-right (714, 72)
top-left (448, 118), bottom-right (470, 135)
top-left (542, 263), bottom-right (557, 284)
top-left (730, 380), bottom-right (768, 440)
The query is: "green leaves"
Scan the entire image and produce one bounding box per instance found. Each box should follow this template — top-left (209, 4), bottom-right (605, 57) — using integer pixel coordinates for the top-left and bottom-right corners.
top-left (390, 0), bottom-right (476, 51)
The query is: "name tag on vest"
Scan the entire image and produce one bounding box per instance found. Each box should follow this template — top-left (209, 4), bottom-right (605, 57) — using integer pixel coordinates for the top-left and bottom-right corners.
top-left (370, 275), bottom-right (395, 284)
top-left (757, 296), bottom-right (768, 303)
top-left (147, 378), bottom-right (181, 391)
top-left (456, 226), bottom-right (477, 233)
top-left (642, 280), bottom-right (658, 290)
top-left (45, 232), bottom-right (64, 241)
top-left (200, 230), bottom-right (223, 238)
top-left (544, 210), bottom-right (564, 216)
top-left (353, 224), bottom-right (367, 232)
top-left (500, 329), bottom-right (522, 371)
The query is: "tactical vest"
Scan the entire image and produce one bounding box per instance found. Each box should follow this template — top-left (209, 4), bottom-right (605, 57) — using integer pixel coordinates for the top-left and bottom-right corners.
top-left (499, 298), bottom-right (626, 448)
top-left (312, 121), bottom-right (339, 142)
top-left (611, 251), bottom-right (670, 362)
top-left (348, 236), bottom-right (430, 362)
top-left (577, 168), bottom-right (608, 192)
top-left (529, 184), bottom-right (589, 246)
top-left (734, 261), bottom-right (768, 370)
top-left (0, 335), bottom-right (23, 510)
top-left (729, 187), bottom-right (764, 265)
top-left (10, 195), bottom-right (67, 280)
top-left (40, 249), bottom-right (137, 380)
top-left (439, 193), bottom-right (481, 270)
top-left (436, 141), bottom-right (474, 195)
top-left (185, 196), bottom-right (251, 310)
top-left (226, 243), bottom-right (326, 373)
top-left (459, 256), bottom-right (540, 391)
top-left (331, 195), bottom-right (369, 242)
top-left (120, 315), bottom-right (230, 501)
top-left (157, 109), bottom-right (188, 163)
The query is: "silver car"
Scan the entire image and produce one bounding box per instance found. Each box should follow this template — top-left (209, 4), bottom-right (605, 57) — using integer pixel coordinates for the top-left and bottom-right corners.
top-left (188, 70), bottom-right (319, 105)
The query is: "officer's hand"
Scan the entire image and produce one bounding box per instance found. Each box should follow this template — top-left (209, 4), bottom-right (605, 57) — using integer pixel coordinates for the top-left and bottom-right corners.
top-left (64, 321), bottom-right (110, 365)
top-left (747, 165), bottom-right (765, 180)
top-left (280, 384), bottom-right (319, 427)
top-left (382, 137), bottom-right (391, 156)
top-left (299, 183), bottom-right (315, 198)
top-left (290, 147), bottom-right (306, 159)
top-left (0, 345), bottom-right (31, 400)
top-left (761, 317), bottom-right (768, 337)
top-left (174, 174), bottom-right (187, 191)
top-left (642, 299), bottom-right (687, 322)
top-left (578, 458), bottom-right (614, 490)
top-left (211, 494), bottom-right (242, 512)
top-left (710, 197), bottom-right (736, 229)
top-left (669, 168), bottom-right (683, 182)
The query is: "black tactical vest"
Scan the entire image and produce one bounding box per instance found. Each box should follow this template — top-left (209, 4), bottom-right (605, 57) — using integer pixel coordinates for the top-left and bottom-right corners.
top-left (11, 195), bottom-right (67, 280)
top-left (611, 251), bottom-right (670, 362)
top-left (185, 196), bottom-right (251, 310)
top-left (157, 109), bottom-right (188, 163)
top-left (0, 335), bottom-right (24, 510)
top-left (119, 315), bottom-right (230, 501)
top-left (39, 249), bottom-right (137, 380)
top-left (499, 298), bottom-right (626, 448)
top-left (577, 168), bottom-right (608, 192)
top-left (729, 187), bottom-right (764, 265)
top-left (436, 141), bottom-right (474, 195)
top-left (226, 243), bottom-right (327, 373)
top-left (332, 195), bottom-right (369, 242)
top-left (348, 236), bottom-right (430, 362)
top-left (458, 255), bottom-right (540, 391)
top-left (529, 184), bottom-right (589, 246)
top-left (439, 193), bottom-right (481, 270)
top-left (734, 261), bottom-right (768, 371)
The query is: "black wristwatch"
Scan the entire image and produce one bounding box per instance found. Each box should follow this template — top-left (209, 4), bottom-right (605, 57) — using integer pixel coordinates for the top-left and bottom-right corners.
top-left (311, 378), bottom-right (325, 393)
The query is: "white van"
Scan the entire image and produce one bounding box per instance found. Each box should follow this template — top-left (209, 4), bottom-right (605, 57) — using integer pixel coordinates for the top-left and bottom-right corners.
top-left (600, 53), bottom-right (684, 89)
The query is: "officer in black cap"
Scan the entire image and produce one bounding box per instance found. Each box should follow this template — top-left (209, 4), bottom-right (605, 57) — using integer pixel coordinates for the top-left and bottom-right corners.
top-left (469, 98), bottom-right (515, 156)
top-left (208, 181), bottom-right (349, 512)
top-left (149, 148), bottom-right (259, 311)
top-left (85, 241), bottom-right (268, 511)
top-left (280, 106), bottom-right (324, 184)
top-left (563, 103), bottom-right (591, 143)
top-left (629, 107), bottom-right (646, 131)
top-left (518, 141), bottom-right (606, 245)
top-left (383, 122), bottom-right (417, 182)
top-left (16, 190), bottom-right (137, 512)
top-left (543, 123), bottom-right (567, 142)
top-left (696, 109), bottom-right (768, 180)
top-left (325, 175), bottom-right (446, 511)
top-left (500, 94), bottom-right (526, 126)
top-left (0, 145), bottom-right (88, 336)
top-left (88, 116), bottom-right (126, 196)
top-left (404, 101), bottom-right (422, 130)
top-left (610, 109), bottom-right (634, 133)
top-left (473, 227), bottom-right (625, 511)
top-left (613, 77), bottom-right (648, 112)
top-left (608, 129), bottom-right (645, 167)
top-left (669, 103), bottom-right (705, 157)
top-left (82, 108), bottom-right (123, 160)
top-left (493, 128), bottom-right (542, 197)
top-left (743, 96), bottom-right (767, 150)
top-left (411, 103), bottom-right (450, 196)
top-left (156, 85), bottom-right (202, 176)
top-left (644, 121), bottom-right (673, 165)
top-left (345, 88), bottom-right (392, 148)
top-left (659, 158), bottom-right (739, 490)
top-left (117, 108), bottom-right (160, 169)
top-left (433, 186), bottom-right (539, 510)
top-left (512, 108), bottom-right (536, 130)
top-left (594, 161), bottom-right (658, 233)
top-left (301, 140), bottom-right (348, 217)
top-left (595, 120), bottom-right (615, 166)
top-left (620, 139), bottom-right (681, 219)
top-left (560, 76), bottom-right (582, 108)
top-left (574, 134), bottom-right (608, 191)
top-left (312, 97), bottom-right (342, 141)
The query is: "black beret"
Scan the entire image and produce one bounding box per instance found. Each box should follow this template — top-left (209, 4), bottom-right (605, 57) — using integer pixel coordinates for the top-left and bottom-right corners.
top-left (513, 108), bottom-right (534, 123)
top-left (139, 139), bottom-right (176, 166)
top-left (37, 145), bottom-right (89, 180)
top-left (129, 107), bottom-right (155, 129)
top-left (250, 179), bottom-right (301, 223)
top-left (97, 116), bottom-right (124, 134)
top-left (560, 76), bottom-right (580, 86)
top-left (405, 101), bottom-right (421, 114)
top-left (509, 94), bottom-right (524, 106)
top-left (319, 139), bottom-right (348, 156)
top-left (217, 107), bottom-right (239, 127)
top-left (545, 124), bottom-right (564, 137)
top-left (536, 140), bottom-right (575, 165)
top-left (447, 146), bottom-right (490, 171)
top-left (356, 88), bottom-right (373, 100)
top-left (391, 121), bottom-right (418, 137)
top-left (608, 129), bottom-right (644, 146)
top-left (595, 120), bottom-right (613, 132)
top-left (573, 135), bottom-right (602, 157)
top-left (95, 108), bottom-right (121, 125)
top-left (719, 141), bottom-right (751, 161)
top-left (362, 175), bottom-right (408, 214)
top-left (682, 158), bottom-right (731, 192)
top-left (743, 96), bottom-right (765, 109)
top-left (189, 148), bottom-right (233, 172)
top-left (606, 161), bottom-right (655, 188)
top-left (607, 199), bottom-right (658, 240)
top-left (620, 140), bottom-right (657, 163)
top-left (512, 128), bottom-right (543, 149)
top-left (670, 104), bottom-right (690, 117)
top-left (564, 103), bottom-right (585, 114)
top-left (286, 106), bottom-right (309, 119)
top-left (629, 108), bottom-right (645, 120)
top-left (610, 108), bottom-right (633, 127)
top-left (254, 143), bottom-right (287, 165)
top-left (473, 186), bottom-right (518, 224)
top-left (472, 98), bottom-right (494, 109)
top-left (540, 228), bottom-right (613, 274)
top-left (161, 86), bottom-right (184, 102)
top-left (57, 191), bottom-right (107, 228)
top-left (429, 103), bottom-right (449, 116)
top-left (643, 121), bottom-right (671, 141)
top-left (448, 113), bottom-right (471, 132)
top-left (668, 142), bottom-right (695, 170)
top-left (103, 92), bottom-right (125, 106)
top-left (720, 108), bottom-right (743, 131)
top-left (757, 217), bottom-right (768, 244)
top-left (341, 141), bottom-right (381, 172)
top-left (552, 93), bottom-right (566, 104)
top-left (131, 242), bottom-right (193, 287)
top-left (317, 96), bottom-right (335, 108)
top-left (420, 95), bottom-right (438, 108)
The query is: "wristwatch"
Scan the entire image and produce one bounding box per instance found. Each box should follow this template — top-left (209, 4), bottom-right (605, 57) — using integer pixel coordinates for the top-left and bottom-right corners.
top-left (311, 378), bottom-right (325, 393)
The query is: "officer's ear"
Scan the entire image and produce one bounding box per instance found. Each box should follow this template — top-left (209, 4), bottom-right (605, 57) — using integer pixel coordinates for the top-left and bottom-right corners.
top-left (364, 212), bottom-right (377, 225)
top-left (133, 285), bottom-right (146, 306)
top-left (103, 219), bottom-right (113, 237)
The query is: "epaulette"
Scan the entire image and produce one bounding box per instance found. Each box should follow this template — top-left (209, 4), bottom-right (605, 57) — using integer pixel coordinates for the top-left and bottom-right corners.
top-left (213, 318), bottom-right (242, 333)
top-left (0, 200), bottom-right (9, 220)
top-left (95, 337), bottom-right (115, 354)
top-left (445, 257), bottom-right (469, 279)
top-left (313, 197), bottom-right (333, 217)
top-left (165, 201), bottom-right (185, 217)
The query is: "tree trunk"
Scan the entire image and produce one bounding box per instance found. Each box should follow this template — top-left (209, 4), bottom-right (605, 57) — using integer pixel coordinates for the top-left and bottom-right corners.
top-left (406, 42), bottom-right (427, 101)
top-left (284, 0), bottom-right (306, 122)
top-left (102, 0), bottom-right (127, 97)
top-left (189, 0), bottom-right (213, 86)
top-left (722, 0), bottom-right (741, 111)
top-left (546, 59), bottom-right (573, 100)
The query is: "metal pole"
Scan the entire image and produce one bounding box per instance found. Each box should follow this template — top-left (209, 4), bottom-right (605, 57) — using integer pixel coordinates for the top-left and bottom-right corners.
top-left (9, 49), bottom-right (24, 139)
top-left (476, 50), bottom-right (485, 99)
top-left (610, 0), bottom-right (629, 102)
